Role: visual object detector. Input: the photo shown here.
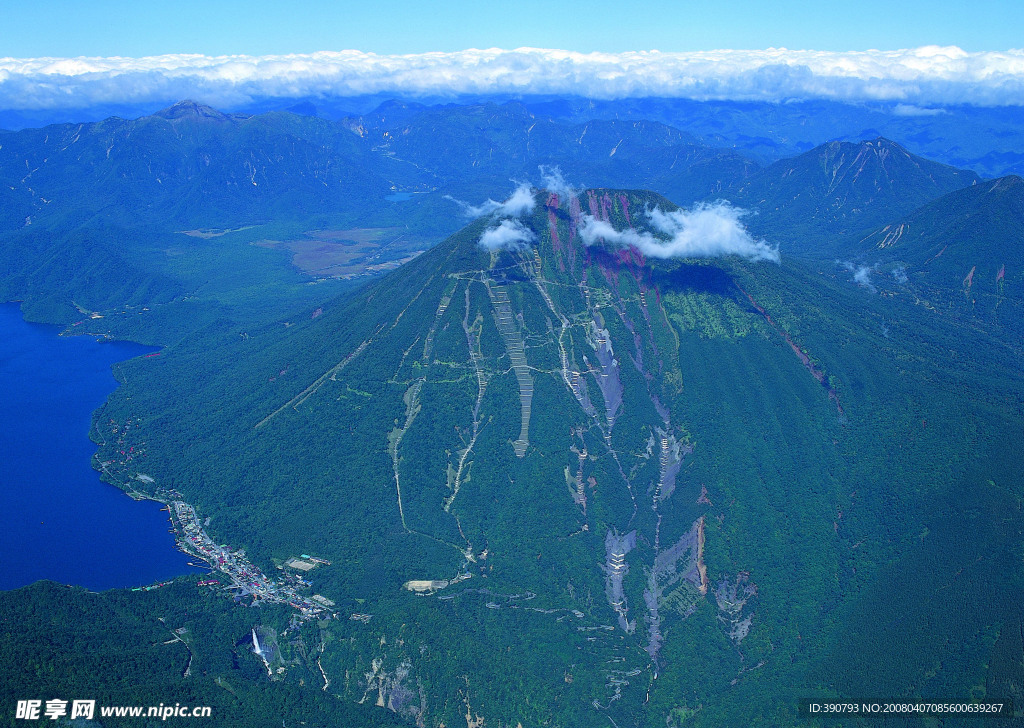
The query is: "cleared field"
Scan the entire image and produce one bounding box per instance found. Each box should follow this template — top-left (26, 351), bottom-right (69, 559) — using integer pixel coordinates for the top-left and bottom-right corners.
top-left (178, 226), bottom-right (257, 238)
top-left (255, 228), bottom-right (428, 278)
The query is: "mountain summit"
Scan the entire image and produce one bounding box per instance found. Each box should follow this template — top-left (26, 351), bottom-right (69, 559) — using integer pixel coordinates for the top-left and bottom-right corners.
top-left (727, 137), bottom-right (980, 253)
top-left (153, 99), bottom-right (241, 121)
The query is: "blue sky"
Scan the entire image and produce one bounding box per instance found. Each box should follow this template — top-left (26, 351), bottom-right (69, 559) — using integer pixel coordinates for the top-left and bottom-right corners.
top-left (4, 0), bottom-right (1022, 57)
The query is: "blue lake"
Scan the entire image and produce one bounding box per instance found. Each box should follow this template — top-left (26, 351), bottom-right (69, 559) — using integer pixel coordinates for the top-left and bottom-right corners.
top-left (0, 303), bottom-right (204, 591)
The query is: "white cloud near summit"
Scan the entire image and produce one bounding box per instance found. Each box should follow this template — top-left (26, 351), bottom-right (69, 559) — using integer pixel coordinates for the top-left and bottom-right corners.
top-left (2, 46), bottom-right (1024, 110)
top-left (538, 166), bottom-right (579, 199)
top-left (579, 202), bottom-right (780, 263)
top-left (478, 218), bottom-right (536, 251)
top-left (450, 182), bottom-right (536, 218)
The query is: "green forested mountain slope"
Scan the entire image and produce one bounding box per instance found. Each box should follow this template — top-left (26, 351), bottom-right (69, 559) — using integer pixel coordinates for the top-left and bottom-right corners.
top-left (0, 580), bottom-right (412, 728)
top-left (79, 188), bottom-right (1024, 726)
top-left (858, 175), bottom-right (1024, 338)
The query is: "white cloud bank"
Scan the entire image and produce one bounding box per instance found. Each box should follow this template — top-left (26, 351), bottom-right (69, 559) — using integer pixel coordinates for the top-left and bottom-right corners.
top-left (579, 202), bottom-right (779, 263)
top-left (2, 46), bottom-right (1024, 110)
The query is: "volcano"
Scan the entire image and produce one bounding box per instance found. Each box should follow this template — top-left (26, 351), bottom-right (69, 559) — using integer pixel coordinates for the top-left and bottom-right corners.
top-left (89, 185), bottom-right (1024, 726)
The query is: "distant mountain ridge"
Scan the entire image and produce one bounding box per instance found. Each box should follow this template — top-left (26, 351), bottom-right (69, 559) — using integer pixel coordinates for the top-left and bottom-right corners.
top-left (0, 103), bottom-right (396, 231)
top-left (720, 137), bottom-right (980, 255)
top-left (4, 96), bottom-right (1023, 179)
top-left (0, 100), bottom-right (757, 233)
top-left (0, 100), bottom-right (983, 248)
top-left (344, 100), bottom-right (758, 203)
top-left (152, 99), bottom-right (248, 122)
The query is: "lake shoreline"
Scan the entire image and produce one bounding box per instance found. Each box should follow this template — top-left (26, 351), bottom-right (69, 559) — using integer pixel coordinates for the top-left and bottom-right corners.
top-left (0, 303), bottom-right (203, 592)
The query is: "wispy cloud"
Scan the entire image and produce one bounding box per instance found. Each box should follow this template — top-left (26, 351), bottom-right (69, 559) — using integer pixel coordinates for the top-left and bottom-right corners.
top-left (478, 218), bottom-right (536, 251)
top-left (539, 166), bottom-right (579, 199)
top-left (579, 202), bottom-right (779, 263)
top-left (892, 103), bottom-right (947, 117)
top-left (2, 46), bottom-right (1024, 110)
top-left (449, 182), bottom-right (535, 218)
top-left (853, 266), bottom-right (874, 288)
top-left (839, 260), bottom-right (877, 291)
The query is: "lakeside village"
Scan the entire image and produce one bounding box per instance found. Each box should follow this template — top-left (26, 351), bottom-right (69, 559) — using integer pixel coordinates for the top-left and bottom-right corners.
top-left (129, 493), bottom-right (339, 622)
top-left (98, 417), bottom-right (345, 623)
top-left (167, 501), bottom-right (338, 619)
